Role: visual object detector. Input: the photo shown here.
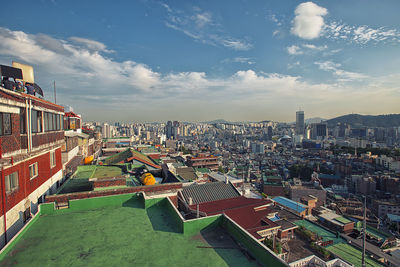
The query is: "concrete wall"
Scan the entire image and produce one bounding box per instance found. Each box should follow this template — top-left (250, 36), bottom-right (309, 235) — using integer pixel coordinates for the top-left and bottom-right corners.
top-left (222, 215), bottom-right (288, 267)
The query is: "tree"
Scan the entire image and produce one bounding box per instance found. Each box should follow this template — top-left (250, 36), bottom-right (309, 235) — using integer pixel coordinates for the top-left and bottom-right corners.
top-left (218, 166), bottom-right (225, 173)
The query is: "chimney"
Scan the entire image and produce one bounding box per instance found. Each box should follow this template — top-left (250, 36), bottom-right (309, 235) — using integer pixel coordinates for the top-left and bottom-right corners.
top-left (224, 174), bottom-right (229, 184)
top-left (188, 197), bottom-right (193, 205)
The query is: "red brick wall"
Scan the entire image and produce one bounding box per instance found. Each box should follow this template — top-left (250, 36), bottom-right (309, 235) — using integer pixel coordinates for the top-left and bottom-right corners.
top-left (0, 113), bottom-right (21, 155)
top-left (93, 178), bottom-right (126, 188)
top-left (0, 147), bottom-right (62, 216)
top-left (32, 131), bottom-right (64, 148)
top-left (168, 195), bottom-right (178, 208)
top-left (263, 185), bottom-right (284, 197)
top-left (0, 90), bottom-right (25, 104)
top-left (30, 97), bottom-right (64, 112)
top-left (45, 183), bottom-right (183, 203)
top-left (278, 230), bottom-right (288, 239)
top-left (343, 222), bottom-right (354, 233)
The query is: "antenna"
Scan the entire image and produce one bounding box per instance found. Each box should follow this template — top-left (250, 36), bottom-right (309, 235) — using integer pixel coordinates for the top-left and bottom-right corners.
top-left (53, 81), bottom-right (57, 104)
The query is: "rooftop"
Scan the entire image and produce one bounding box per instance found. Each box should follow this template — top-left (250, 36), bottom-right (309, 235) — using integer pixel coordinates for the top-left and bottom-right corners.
top-left (327, 243), bottom-right (385, 267)
top-left (189, 196), bottom-right (271, 216)
top-left (272, 196), bottom-right (307, 213)
top-left (0, 194), bottom-right (259, 267)
top-left (181, 182), bottom-right (240, 205)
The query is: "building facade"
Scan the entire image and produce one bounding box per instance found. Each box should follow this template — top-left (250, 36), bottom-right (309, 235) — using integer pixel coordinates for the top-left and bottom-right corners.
top-left (296, 111), bottom-right (304, 135)
top-left (0, 87), bottom-right (64, 248)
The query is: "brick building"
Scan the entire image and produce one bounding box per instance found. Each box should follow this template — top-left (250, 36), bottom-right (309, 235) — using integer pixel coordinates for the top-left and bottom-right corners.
top-left (186, 154), bottom-right (220, 171)
top-left (0, 86), bottom-right (64, 248)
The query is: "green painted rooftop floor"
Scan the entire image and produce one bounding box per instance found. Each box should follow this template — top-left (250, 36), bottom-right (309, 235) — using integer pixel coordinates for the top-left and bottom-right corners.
top-left (1, 198), bottom-right (258, 267)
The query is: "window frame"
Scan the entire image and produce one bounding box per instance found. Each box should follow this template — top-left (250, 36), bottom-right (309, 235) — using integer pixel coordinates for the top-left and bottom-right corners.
top-left (20, 108), bottom-right (26, 134)
top-left (5, 171), bottom-right (19, 193)
top-left (29, 162), bottom-right (39, 180)
top-left (0, 112), bottom-right (12, 136)
top-left (50, 150), bottom-right (56, 168)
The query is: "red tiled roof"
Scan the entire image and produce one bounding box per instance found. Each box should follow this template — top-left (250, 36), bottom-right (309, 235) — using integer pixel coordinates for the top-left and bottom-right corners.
top-left (189, 196), bottom-right (269, 216)
top-left (189, 196), bottom-right (279, 240)
top-left (64, 111), bottom-right (81, 118)
top-left (148, 154), bottom-right (161, 160)
top-left (126, 156), bottom-right (161, 169)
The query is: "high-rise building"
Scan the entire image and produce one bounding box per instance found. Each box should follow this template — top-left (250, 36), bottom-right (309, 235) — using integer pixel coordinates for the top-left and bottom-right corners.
top-left (102, 123), bottom-right (111, 138)
top-left (296, 110), bottom-right (305, 135)
top-left (165, 121), bottom-right (173, 139)
top-left (311, 123), bottom-right (327, 140)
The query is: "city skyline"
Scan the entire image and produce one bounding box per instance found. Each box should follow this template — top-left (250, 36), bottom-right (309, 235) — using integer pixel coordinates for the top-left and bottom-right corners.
top-left (1, 0), bottom-right (400, 122)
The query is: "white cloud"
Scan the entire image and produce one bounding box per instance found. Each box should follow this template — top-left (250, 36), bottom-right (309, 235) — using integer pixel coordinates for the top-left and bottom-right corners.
top-left (162, 4), bottom-right (252, 50)
top-left (222, 57), bottom-right (255, 65)
top-left (287, 45), bottom-right (303, 55)
top-left (302, 44), bottom-right (327, 50)
top-left (288, 61), bottom-right (300, 69)
top-left (221, 39), bottom-right (252, 51)
top-left (315, 61), bottom-right (367, 81)
top-left (291, 2), bottom-right (328, 39)
top-left (69, 37), bottom-right (113, 53)
top-left (194, 12), bottom-right (212, 28)
top-left (1, 27), bottom-right (398, 122)
top-left (324, 21), bottom-right (400, 44)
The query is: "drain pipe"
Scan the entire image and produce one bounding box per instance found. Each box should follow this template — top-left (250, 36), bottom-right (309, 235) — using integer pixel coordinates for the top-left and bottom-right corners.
top-left (28, 99), bottom-right (33, 152)
top-left (1, 167), bottom-right (7, 245)
top-left (25, 98), bottom-right (30, 152)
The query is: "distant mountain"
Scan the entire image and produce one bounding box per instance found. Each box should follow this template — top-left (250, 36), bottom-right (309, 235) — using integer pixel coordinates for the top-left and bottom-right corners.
top-left (327, 114), bottom-right (400, 127)
top-left (305, 117), bottom-right (326, 124)
top-left (203, 119), bottom-right (230, 124)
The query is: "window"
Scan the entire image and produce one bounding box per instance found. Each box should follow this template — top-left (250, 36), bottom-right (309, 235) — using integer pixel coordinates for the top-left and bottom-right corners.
top-left (50, 150), bottom-right (56, 168)
top-left (44, 112), bottom-right (49, 131)
top-left (5, 172), bottom-right (19, 193)
top-left (44, 112), bottom-right (61, 132)
top-left (20, 108), bottom-right (26, 134)
top-left (31, 110), bottom-right (43, 133)
top-left (29, 162), bottom-right (38, 179)
top-left (0, 112), bottom-right (12, 136)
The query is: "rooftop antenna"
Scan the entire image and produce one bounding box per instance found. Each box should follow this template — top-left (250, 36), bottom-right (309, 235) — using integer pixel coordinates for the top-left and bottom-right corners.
top-left (53, 81), bottom-right (57, 104)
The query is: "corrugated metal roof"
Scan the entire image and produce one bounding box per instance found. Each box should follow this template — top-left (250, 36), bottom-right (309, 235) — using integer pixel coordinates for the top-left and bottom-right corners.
top-left (182, 182), bottom-right (240, 205)
top-left (272, 196), bottom-right (306, 213)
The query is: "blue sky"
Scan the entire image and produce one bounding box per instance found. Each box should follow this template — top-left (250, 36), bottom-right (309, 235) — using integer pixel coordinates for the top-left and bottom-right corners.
top-left (1, 0), bottom-right (400, 122)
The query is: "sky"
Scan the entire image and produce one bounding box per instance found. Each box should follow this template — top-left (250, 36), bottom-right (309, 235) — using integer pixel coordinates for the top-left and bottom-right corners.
top-left (1, 0), bottom-right (400, 123)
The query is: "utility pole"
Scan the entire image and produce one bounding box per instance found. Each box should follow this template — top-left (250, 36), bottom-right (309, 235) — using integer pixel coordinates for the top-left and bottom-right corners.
top-left (362, 195), bottom-right (366, 267)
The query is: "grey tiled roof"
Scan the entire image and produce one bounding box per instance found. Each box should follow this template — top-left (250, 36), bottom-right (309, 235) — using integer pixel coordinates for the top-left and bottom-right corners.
top-left (176, 167), bottom-right (197, 181)
top-left (181, 182), bottom-right (240, 205)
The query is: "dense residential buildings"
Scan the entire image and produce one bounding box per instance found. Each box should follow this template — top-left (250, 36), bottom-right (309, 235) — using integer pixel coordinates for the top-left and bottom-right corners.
top-left (1, 81), bottom-right (400, 266)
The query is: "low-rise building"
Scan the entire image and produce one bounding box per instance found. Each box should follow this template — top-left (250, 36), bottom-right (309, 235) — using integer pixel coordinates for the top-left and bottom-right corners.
top-left (0, 86), bottom-right (64, 248)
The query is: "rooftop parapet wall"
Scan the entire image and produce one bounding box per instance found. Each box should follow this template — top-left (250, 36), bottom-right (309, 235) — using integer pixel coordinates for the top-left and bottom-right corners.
top-left (2, 193), bottom-right (287, 267)
top-left (0, 87), bottom-right (64, 113)
top-left (45, 182), bottom-right (183, 203)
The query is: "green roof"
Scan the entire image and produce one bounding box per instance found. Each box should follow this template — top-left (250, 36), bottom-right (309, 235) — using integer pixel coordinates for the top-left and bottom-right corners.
top-left (294, 220), bottom-right (344, 245)
top-left (0, 195), bottom-right (258, 267)
top-left (334, 216), bottom-right (352, 225)
top-left (196, 168), bottom-right (211, 173)
top-left (327, 243), bottom-right (385, 267)
top-left (91, 166), bottom-right (123, 178)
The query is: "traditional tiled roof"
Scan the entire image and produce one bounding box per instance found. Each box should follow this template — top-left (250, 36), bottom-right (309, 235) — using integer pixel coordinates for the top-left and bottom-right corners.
top-left (181, 182), bottom-right (240, 205)
top-left (103, 149), bottom-right (160, 169)
top-left (189, 196), bottom-right (269, 216)
top-left (176, 167), bottom-right (197, 181)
